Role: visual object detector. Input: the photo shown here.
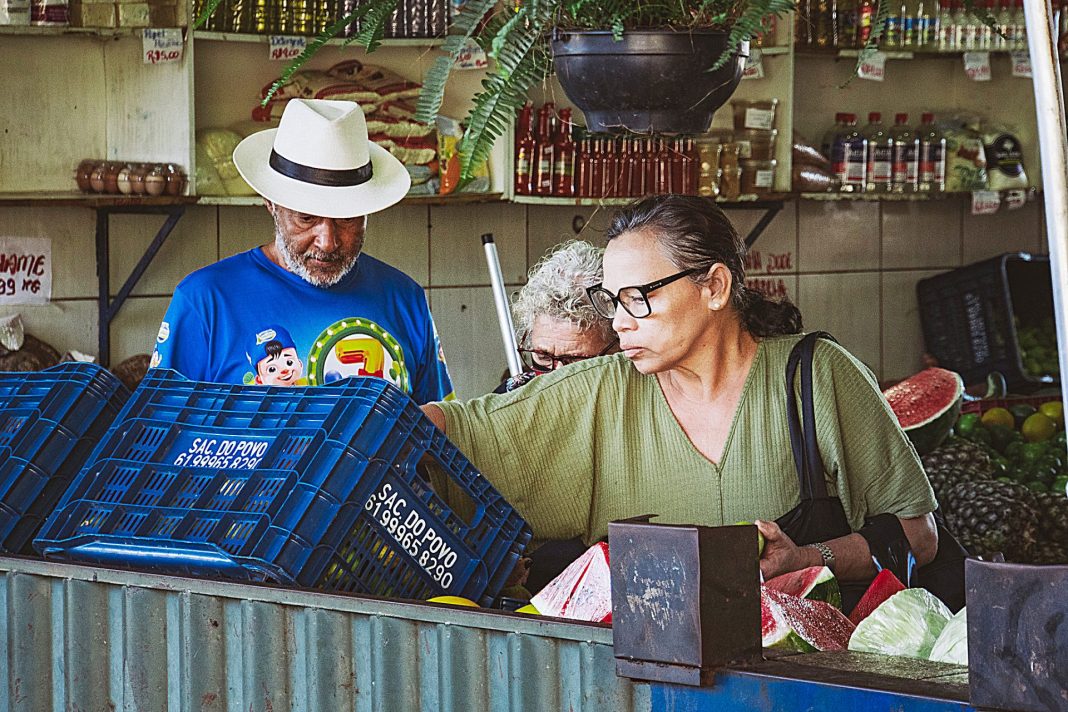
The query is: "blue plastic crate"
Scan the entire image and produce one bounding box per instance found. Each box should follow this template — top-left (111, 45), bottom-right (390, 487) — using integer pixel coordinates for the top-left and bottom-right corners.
top-left (35, 370), bottom-right (532, 606)
top-left (0, 362), bottom-right (130, 553)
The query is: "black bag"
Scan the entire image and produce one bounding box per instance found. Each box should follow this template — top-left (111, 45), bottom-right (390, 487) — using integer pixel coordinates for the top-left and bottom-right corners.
top-left (774, 332), bottom-right (967, 613)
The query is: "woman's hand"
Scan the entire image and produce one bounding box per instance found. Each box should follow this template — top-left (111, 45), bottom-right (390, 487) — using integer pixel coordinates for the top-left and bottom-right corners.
top-left (755, 519), bottom-right (819, 580)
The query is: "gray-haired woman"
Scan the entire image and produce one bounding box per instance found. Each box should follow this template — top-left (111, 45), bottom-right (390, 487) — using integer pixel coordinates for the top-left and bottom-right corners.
top-left (497, 239), bottom-right (617, 393)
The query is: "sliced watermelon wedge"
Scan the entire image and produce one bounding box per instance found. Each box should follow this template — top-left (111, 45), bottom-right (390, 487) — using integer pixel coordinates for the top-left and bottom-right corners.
top-left (761, 588), bottom-right (855, 652)
top-left (849, 569), bottom-right (906, 625)
top-left (883, 367), bottom-right (964, 456)
top-left (764, 566), bottom-right (841, 609)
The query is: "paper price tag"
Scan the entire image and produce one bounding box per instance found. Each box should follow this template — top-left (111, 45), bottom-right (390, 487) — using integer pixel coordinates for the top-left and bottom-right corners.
top-left (963, 51), bottom-right (992, 81)
top-left (971, 190), bottom-right (1001, 215)
top-left (1004, 189), bottom-right (1027, 210)
top-left (269, 35), bottom-right (306, 61)
top-left (858, 51), bottom-right (887, 81)
top-left (1011, 51), bottom-right (1032, 77)
top-left (0, 237), bottom-right (52, 305)
top-left (742, 49), bottom-right (765, 80)
top-left (142, 28), bottom-right (183, 65)
top-left (454, 38), bottom-right (488, 70)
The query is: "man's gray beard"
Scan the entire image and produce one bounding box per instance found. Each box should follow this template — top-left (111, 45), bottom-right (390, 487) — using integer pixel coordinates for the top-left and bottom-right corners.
top-left (274, 227), bottom-right (359, 288)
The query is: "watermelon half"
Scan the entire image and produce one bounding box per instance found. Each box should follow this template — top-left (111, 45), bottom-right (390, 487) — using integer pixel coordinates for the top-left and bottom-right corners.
top-left (765, 566), bottom-right (841, 609)
top-left (761, 588), bottom-right (855, 653)
top-left (883, 367), bottom-right (964, 456)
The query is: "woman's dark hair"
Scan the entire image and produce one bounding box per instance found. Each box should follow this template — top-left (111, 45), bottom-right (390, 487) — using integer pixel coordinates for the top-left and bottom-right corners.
top-left (606, 194), bottom-right (802, 337)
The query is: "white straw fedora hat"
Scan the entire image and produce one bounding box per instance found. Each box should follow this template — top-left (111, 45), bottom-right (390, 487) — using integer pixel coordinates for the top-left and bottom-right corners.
top-left (233, 99), bottom-right (411, 218)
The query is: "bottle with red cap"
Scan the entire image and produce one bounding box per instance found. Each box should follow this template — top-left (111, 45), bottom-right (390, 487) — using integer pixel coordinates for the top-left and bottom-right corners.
top-left (514, 102), bottom-right (536, 195)
top-left (918, 112), bottom-right (946, 193)
top-left (890, 113), bottom-right (919, 193)
top-left (862, 112), bottom-right (892, 193)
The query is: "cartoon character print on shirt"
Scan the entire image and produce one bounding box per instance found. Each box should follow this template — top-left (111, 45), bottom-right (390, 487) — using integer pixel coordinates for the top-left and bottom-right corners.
top-left (241, 318), bottom-right (411, 393)
top-left (244, 324), bottom-right (308, 386)
top-left (306, 317), bottom-right (410, 392)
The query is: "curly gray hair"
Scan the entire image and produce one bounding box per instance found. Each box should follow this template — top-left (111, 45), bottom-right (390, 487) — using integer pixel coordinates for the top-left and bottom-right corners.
top-left (512, 240), bottom-right (615, 346)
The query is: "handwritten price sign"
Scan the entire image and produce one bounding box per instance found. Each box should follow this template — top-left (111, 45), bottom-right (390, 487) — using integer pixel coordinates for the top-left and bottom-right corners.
top-left (858, 51), bottom-right (887, 82)
top-left (453, 38), bottom-right (488, 70)
top-left (1011, 51), bottom-right (1032, 78)
top-left (269, 35), bottom-right (306, 61)
top-left (971, 190), bottom-right (1001, 215)
top-left (0, 237), bottom-right (52, 305)
top-left (963, 51), bottom-right (992, 81)
top-left (742, 49), bottom-right (765, 80)
top-left (142, 28), bottom-right (183, 65)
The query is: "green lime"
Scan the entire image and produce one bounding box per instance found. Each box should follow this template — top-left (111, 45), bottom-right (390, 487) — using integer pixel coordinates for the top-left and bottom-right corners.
top-left (1053, 476), bottom-right (1068, 493)
top-left (982, 407), bottom-right (1016, 430)
top-left (1026, 480), bottom-right (1049, 493)
top-left (969, 427), bottom-right (993, 446)
top-left (1022, 413), bottom-right (1057, 443)
top-left (733, 521), bottom-right (765, 557)
top-left (956, 413), bottom-right (981, 438)
top-left (986, 424), bottom-right (1017, 454)
top-left (1021, 442), bottom-right (1050, 464)
top-left (1039, 401), bottom-right (1064, 430)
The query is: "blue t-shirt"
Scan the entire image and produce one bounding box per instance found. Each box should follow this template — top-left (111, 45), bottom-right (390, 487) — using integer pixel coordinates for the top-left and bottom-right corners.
top-left (151, 248), bottom-right (454, 404)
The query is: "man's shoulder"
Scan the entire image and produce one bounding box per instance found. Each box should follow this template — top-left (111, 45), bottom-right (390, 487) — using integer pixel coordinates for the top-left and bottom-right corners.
top-left (356, 254), bottom-right (423, 295)
top-left (176, 249), bottom-right (260, 293)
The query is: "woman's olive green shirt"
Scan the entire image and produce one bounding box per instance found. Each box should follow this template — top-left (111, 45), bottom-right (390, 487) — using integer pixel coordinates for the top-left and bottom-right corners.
top-left (436, 334), bottom-right (937, 544)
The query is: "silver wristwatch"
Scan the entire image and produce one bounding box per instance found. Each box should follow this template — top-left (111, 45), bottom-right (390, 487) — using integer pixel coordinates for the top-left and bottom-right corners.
top-left (808, 541), bottom-right (836, 571)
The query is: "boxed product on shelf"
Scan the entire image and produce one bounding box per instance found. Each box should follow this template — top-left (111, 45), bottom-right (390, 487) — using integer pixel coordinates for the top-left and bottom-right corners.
top-left (917, 252), bottom-right (1057, 387)
top-left (34, 371), bottom-right (532, 607)
top-left (0, 362), bottom-right (130, 554)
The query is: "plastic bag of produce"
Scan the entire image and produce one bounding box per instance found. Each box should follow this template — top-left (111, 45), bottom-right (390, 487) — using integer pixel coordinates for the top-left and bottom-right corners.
top-left (928, 607), bottom-right (968, 665)
top-left (943, 117), bottom-right (988, 192)
top-left (982, 126), bottom-right (1028, 191)
top-left (848, 588), bottom-right (952, 659)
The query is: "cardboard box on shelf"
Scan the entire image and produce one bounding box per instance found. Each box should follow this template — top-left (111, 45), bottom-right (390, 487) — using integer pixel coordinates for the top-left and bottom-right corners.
top-left (116, 1), bottom-right (148, 24)
top-left (68, 0), bottom-right (116, 25)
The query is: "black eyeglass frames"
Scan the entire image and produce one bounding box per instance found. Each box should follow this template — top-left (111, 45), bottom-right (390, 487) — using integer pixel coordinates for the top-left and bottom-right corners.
top-left (518, 335), bottom-right (618, 374)
top-left (585, 267), bottom-right (703, 319)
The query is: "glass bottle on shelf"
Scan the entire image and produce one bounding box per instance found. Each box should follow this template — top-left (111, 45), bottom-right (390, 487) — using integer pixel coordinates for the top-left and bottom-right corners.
top-left (552, 108), bottom-right (576, 197)
top-left (882, 2), bottom-right (902, 46)
top-left (950, 0), bottom-right (968, 48)
top-left (590, 138), bottom-right (605, 198)
top-left (834, 113), bottom-right (867, 192)
top-left (901, 0), bottom-right (917, 46)
top-left (976, 0), bottom-right (994, 48)
top-left (938, 0), bottom-right (956, 49)
top-left (1012, 0), bottom-right (1027, 48)
top-left (890, 113), bottom-right (919, 193)
top-left (514, 102), bottom-right (535, 195)
top-left (628, 138), bottom-right (646, 197)
top-left (917, 0), bottom-right (938, 48)
top-left (822, 113), bottom-right (846, 158)
top-left (534, 104), bottom-right (555, 196)
top-left (856, 0), bottom-right (876, 45)
top-left (814, 0), bottom-right (837, 46)
top-left (839, 0), bottom-right (859, 46)
top-left (918, 112), bottom-right (947, 192)
top-left (862, 112), bottom-right (892, 193)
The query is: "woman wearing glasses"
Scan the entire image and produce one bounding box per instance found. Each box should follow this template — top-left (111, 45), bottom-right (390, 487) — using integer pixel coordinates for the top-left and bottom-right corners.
top-left (495, 240), bottom-right (618, 394)
top-left (423, 194), bottom-right (938, 588)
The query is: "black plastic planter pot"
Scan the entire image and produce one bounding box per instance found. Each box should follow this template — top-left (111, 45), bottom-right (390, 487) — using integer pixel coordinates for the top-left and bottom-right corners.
top-left (550, 29), bottom-right (748, 135)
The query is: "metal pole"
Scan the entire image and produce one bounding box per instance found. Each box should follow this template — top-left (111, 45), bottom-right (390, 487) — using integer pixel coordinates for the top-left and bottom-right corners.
top-left (482, 233), bottom-right (523, 378)
top-left (1024, 0), bottom-right (1068, 444)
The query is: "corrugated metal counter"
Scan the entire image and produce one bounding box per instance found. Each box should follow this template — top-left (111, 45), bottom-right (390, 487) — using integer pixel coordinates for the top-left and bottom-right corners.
top-left (0, 556), bottom-right (649, 712)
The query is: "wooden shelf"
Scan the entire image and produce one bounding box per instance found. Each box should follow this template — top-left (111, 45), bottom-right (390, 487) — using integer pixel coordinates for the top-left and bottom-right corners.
top-left (0, 192), bottom-right (197, 207)
top-left (193, 30), bottom-right (445, 47)
top-left (0, 192), bottom-right (503, 207)
top-left (511, 194), bottom-right (791, 207)
top-left (0, 24), bottom-right (141, 38)
top-left (795, 46), bottom-right (1030, 60)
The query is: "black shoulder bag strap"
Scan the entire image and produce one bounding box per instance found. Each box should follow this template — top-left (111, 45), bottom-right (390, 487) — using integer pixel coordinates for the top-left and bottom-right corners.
top-left (776, 332), bottom-right (853, 547)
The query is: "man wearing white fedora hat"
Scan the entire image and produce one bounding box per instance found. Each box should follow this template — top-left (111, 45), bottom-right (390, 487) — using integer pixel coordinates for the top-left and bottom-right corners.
top-left (151, 99), bottom-right (454, 402)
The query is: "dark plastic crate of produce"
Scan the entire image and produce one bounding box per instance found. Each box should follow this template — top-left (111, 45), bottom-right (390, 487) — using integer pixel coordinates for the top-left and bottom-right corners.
top-left (35, 371), bottom-right (532, 606)
top-left (0, 362), bottom-right (130, 553)
top-left (917, 252), bottom-right (1057, 387)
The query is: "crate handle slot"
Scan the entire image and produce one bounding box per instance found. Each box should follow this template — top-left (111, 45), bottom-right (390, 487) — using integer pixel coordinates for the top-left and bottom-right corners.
top-left (47, 541), bottom-right (247, 573)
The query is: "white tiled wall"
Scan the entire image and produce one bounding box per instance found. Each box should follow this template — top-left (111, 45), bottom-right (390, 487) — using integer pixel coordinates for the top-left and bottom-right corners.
top-left (0, 195), bottom-right (1049, 394)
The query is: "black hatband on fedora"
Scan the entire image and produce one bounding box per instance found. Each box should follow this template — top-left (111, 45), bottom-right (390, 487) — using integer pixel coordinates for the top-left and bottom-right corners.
top-left (269, 150), bottom-right (374, 188)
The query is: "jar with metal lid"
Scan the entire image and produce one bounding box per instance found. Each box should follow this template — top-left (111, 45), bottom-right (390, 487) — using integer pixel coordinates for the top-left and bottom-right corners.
top-left (735, 129), bottom-right (778, 161)
top-left (740, 159), bottom-right (778, 194)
